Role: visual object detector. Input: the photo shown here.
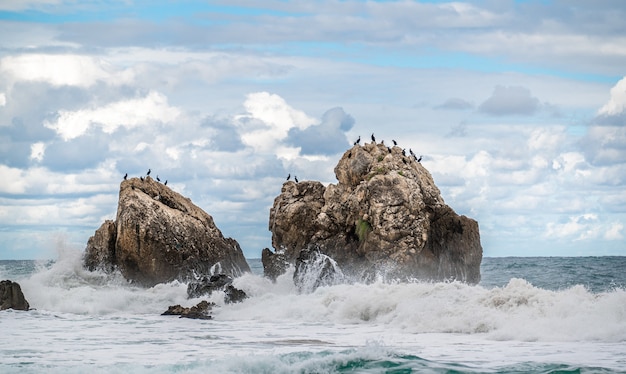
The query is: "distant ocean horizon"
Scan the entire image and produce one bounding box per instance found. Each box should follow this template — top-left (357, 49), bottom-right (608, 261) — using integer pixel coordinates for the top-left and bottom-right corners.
top-left (2, 252), bottom-right (625, 373)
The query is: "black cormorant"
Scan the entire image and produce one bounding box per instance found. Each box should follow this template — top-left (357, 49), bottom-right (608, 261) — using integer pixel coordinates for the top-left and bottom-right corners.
top-left (387, 146), bottom-right (392, 153)
top-left (123, 173), bottom-right (127, 180)
top-left (417, 155), bottom-right (422, 162)
top-left (140, 176), bottom-right (144, 182)
top-left (354, 136), bottom-right (361, 145)
top-left (392, 139), bottom-right (397, 146)
top-left (294, 176), bottom-right (299, 183)
top-left (409, 148), bottom-right (415, 157)
top-left (402, 149), bottom-right (406, 156)
top-left (371, 133), bottom-right (376, 143)
top-left (287, 173), bottom-right (291, 181)
top-left (147, 169), bottom-right (151, 176)
top-left (164, 180), bottom-right (168, 186)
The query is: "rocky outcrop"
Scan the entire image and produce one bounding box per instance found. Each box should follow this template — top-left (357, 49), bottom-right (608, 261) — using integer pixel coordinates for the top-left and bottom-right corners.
top-left (187, 274), bottom-right (248, 303)
top-left (84, 177), bottom-right (250, 287)
top-left (266, 142), bottom-right (482, 285)
top-left (162, 300), bottom-right (214, 320)
top-left (0, 280), bottom-right (30, 311)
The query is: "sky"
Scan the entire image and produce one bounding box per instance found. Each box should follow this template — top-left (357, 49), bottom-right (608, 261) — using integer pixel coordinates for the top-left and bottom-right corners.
top-left (0, 0), bottom-right (625, 260)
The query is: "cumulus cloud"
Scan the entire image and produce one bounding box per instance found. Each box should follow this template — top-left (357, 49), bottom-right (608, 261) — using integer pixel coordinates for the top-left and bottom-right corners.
top-left (234, 92), bottom-right (316, 158)
top-left (598, 76), bottom-right (626, 117)
top-left (43, 91), bottom-right (180, 140)
top-left (287, 107), bottom-right (354, 155)
top-left (478, 85), bottom-right (540, 116)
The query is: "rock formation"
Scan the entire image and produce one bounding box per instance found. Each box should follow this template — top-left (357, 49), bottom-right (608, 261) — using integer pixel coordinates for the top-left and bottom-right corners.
top-left (266, 143), bottom-right (482, 285)
top-left (84, 177), bottom-right (250, 287)
top-left (0, 280), bottom-right (30, 311)
top-left (162, 300), bottom-right (214, 320)
top-left (187, 273), bottom-right (248, 303)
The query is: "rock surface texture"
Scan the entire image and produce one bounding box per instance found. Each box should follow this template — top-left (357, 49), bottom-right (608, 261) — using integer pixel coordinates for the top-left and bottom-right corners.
top-left (267, 143), bottom-right (483, 284)
top-left (0, 280), bottom-right (30, 311)
top-left (84, 177), bottom-right (250, 287)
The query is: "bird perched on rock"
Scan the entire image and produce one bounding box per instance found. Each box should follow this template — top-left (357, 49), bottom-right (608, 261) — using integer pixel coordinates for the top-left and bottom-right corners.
top-left (164, 180), bottom-right (168, 186)
top-left (123, 173), bottom-right (127, 180)
top-left (294, 176), bottom-right (299, 183)
top-left (417, 155), bottom-right (423, 162)
top-left (354, 136), bottom-right (361, 145)
top-left (156, 175), bottom-right (161, 182)
top-left (371, 133), bottom-right (376, 143)
top-left (140, 176), bottom-right (144, 182)
top-left (147, 169), bottom-right (151, 176)
top-left (286, 173), bottom-right (291, 181)
top-left (392, 139), bottom-right (397, 146)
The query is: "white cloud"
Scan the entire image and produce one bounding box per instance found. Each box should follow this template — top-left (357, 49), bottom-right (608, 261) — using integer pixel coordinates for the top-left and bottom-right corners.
top-left (598, 76), bottom-right (626, 116)
top-left (0, 92), bottom-right (6, 106)
top-left (44, 91), bottom-right (180, 140)
top-left (235, 92), bottom-right (316, 155)
top-left (30, 142), bottom-right (45, 162)
top-left (544, 214), bottom-right (608, 241)
top-left (0, 54), bottom-right (134, 88)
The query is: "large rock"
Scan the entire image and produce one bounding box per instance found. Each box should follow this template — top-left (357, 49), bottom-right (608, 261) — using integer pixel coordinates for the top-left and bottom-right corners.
top-left (267, 143), bottom-right (482, 284)
top-left (0, 280), bottom-right (30, 311)
top-left (84, 177), bottom-right (250, 287)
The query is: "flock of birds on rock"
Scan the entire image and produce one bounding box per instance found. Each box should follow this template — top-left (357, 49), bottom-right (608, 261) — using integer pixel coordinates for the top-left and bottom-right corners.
top-left (284, 133), bottom-right (424, 183)
top-left (353, 133), bottom-right (423, 162)
top-left (123, 169), bottom-right (168, 186)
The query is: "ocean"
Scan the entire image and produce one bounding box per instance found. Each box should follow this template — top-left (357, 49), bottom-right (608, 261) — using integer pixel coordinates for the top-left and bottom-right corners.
top-left (1, 250), bottom-right (625, 373)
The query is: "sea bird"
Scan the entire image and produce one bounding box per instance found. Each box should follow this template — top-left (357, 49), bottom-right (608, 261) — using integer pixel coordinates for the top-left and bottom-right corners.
top-left (123, 173), bottom-right (127, 180)
top-left (392, 139), bottom-right (397, 146)
top-left (146, 169), bottom-right (151, 176)
top-left (294, 176), bottom-right (299, 183)
top-left (371, 133), bottom-right (376, 143)
top-left (402, 149), bottom-right (406, 156)
top-left (417, 155), bottom-right (423, 162)
top-left (286, 173), bottom-right (291, 181)
top-left (140, 176), bottom-right (144, 182)
top-left (409, 148), bottom-right (415, 157)
top-left (156, 175), bottom-right (161, 182)
top-left (354, 136), bottom-right (361, 145)
top-left (164, 180), bottom-right (168, 186)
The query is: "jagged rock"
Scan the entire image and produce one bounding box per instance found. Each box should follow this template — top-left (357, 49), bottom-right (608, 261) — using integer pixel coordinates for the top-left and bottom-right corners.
top-left (224, 285), bottom-right (248, 304)
top-left (0, 280), bottom-right (30, 311)
top-left (187, 274), bottom-right (248, 304)
top-left (293, 246), bottom-right (345, 293)
top-left (261, 247), bottom-right (289, 282)
top-left (267, 143), bottom-right (483, 284)
top-left (162, 300), bottom-right (214, 319)
top-left (84, 177), bottom-right (250, 287)
top-left (187, 274), bottom-right (233, 298)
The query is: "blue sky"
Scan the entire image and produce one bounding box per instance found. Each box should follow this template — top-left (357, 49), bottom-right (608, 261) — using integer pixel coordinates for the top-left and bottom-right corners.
top-left (1, 0), bottom-right (625, 259)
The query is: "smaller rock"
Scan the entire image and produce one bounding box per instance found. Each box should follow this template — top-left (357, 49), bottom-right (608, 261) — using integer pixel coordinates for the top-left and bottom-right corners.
top-left (261, 247), bottom-right (289, 281)
top-left (162, 300), bottom-right (214, 320)
top-left (293, 246), bottom-right (345, 293)
top-left (224, 285), bottom-right (247, 304)
top-left (0, 280), bottom-right (30, 311)
top-left (187, 274), bottom-right (233, 298)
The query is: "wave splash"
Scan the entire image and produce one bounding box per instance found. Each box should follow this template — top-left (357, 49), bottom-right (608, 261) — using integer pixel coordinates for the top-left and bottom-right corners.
top-left (11, 248), bottom-right (626, 342)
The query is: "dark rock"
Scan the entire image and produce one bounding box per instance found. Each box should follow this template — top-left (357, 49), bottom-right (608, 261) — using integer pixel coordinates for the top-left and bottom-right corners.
top-left (187, 274), bottom-right (233, 298)
top-left (224, 285), bottom-right (248, 304)
top-left (293, 246), bottom-right (345, 293)
top-left (261, 247), bottom-right (289, 281)
top-left (84, 176), bottom-right (250, 287)
top-left (268, 143), bottom-right (483, 284)
top-left (0, 280), bottom-right (30, 311)
top-left (162, 300), bottom-right (214, 320)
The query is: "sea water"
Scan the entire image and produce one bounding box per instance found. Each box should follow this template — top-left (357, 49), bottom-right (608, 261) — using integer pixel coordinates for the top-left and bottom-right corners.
top-left (1, 250), bottom-right (625, 373)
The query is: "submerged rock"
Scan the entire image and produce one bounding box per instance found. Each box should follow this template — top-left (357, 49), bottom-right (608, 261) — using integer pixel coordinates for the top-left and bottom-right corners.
top-left (0, 280), bottom-right (30, 311)
top-left (162, 300), bottom-right (214, 320)
top-left (187, 274), bottom-right (248, 304)
top-left (84, 177), bottom-right (250, 287)
top-left (267, 143), bottom-right (483, 285)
